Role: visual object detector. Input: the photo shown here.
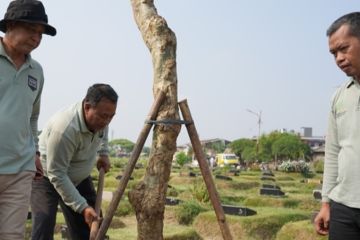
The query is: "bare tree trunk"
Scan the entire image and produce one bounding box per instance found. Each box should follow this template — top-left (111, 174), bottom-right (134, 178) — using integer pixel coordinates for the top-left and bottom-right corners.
top-left (128, 1), bottom-right (180, 239)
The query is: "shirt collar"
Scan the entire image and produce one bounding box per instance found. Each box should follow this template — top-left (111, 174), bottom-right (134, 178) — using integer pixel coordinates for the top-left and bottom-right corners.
top-left (0, 37), bottom-right (33, 68)
top-left (77, 101), bottom-right (92, 133)
top-left (346, 77), bottom-right (357, 88)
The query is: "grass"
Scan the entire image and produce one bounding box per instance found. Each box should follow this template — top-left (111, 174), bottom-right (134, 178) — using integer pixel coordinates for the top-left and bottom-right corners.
top-left (276, 220), bottom-right (327, 240)
top-left (25, 158), bottom-right (324, 239)
top-left (194, 207), bottom-right (311, 240)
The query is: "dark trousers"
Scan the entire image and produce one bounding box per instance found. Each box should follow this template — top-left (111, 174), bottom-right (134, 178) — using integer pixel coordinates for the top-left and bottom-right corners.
top-left (31, 176), bottom-right (97, 240)
top-left (329, 201), bottom-right (360, 240)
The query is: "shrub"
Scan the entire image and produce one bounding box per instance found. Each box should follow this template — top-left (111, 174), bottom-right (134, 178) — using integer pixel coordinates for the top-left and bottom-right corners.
top-left (279, 161), bottom-right (296, 172)
top-left (313, 159), bottom-right (324, 173)
top-left (103, 200), bottom-right (134, 217)
top-left (175, 201), bottom-right (207, 225)
top-left (167, 186), bottom-right (179, 197)
top-left (190, 179), bottom-right (210, 203)
top-left (279, 160), bottom-right (310, 176)
top-left (116, 200), bottom-right (135, 216)
top-left (111, 157), bottom-right (128, 168)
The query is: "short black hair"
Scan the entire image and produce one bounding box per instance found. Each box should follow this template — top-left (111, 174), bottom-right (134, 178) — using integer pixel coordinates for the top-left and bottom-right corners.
top-left (327, 12), bottom-right (360, 38)
top-left (84, 83), bottom-right (118, 106)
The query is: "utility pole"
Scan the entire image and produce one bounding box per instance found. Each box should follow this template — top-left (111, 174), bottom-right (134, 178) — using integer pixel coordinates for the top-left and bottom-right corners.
top-left (246, 109), bottom-right (262, 161)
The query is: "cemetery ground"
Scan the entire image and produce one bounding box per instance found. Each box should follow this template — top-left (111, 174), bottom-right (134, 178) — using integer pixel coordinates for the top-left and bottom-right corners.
top-left (25, 157), bottom-right (327, 240)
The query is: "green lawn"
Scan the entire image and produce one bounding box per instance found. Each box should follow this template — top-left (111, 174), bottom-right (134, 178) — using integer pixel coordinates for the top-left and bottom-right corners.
top-left (26, 158), bottom-right (324, 239)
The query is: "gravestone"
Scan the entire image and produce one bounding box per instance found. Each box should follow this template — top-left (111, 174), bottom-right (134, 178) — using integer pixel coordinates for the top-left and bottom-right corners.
top-left (221, 204), bottom-right (257, 216)
top-left (262, 184), bottom-right (281, 190)
top-left (313, 189), bottom-right (322, 200)
top-left (229, 169), bottom-right (240, 176)
top-left (260, 176), bottom-right (275, 181)
top-left (260, 188), bottom-right (285, 196)
top-left (262, 171), bottom-right (274, 177)
top-left (215, 175), bottom-right (233, 181)
top-left (189, 172), bottom-right (197, 177)
top-left (165, 197), bottom-right (182, 206)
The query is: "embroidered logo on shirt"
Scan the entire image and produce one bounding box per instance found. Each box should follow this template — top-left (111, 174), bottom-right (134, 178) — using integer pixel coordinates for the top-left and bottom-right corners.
top-left (28, 75), bottom-right (37, 91)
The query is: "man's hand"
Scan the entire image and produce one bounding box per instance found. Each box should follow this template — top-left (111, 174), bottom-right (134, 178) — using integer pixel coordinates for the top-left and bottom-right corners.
top-left (83, 206), bottom-right (98, 228)
top-left (34, 152), bottom-right (44, 180)
top-left (314, 202), bottom-right (330, 235)
top-left (96, 155), bottom-right (111, 172)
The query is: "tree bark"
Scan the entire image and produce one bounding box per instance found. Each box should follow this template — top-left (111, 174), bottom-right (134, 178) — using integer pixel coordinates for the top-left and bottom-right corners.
top-left (129, 1), bottom-right (180, 239)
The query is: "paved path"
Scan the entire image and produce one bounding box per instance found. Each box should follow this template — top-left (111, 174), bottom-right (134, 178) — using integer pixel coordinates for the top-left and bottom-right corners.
top-left (102, 191), bottom-right (113, 201)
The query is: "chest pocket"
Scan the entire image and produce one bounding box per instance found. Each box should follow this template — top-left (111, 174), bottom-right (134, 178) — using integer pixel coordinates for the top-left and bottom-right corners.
top-left (336, 106), bottom-right (360, 141)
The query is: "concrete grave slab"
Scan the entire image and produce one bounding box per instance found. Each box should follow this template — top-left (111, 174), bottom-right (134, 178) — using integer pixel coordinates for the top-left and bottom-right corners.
top-left (260, 188), bottom-right (285, 196)
top-left (262, 184), bottom-right (281, 190)
top-left (165, 197), bottom-right (182, 206)
top-left (215, 175), bottom-right (233, 181)
top-left (221, 204), bottom-right (257, 216)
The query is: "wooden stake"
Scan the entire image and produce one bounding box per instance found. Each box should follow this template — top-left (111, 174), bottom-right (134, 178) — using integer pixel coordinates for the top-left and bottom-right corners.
top-left (179, 99), bottom-right (233, 240)
top-left (95, 90), bottom-right (166, 240)
top-left (89, 168), bottom-right (105, 240)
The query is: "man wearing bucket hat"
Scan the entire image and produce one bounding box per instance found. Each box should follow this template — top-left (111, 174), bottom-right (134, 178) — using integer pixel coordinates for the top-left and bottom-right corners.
top-left (0, 0), bottom-right (56, 239)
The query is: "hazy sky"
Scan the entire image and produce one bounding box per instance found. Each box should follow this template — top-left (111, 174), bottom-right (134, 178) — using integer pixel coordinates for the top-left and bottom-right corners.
top-left (0, 1), bottom-right (358, 145)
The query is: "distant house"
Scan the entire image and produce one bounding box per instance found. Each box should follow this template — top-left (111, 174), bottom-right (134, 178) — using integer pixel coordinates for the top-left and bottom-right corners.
top-left (199, 138), bottom-right (231, 147)
top-left (298, 127), bottom-right (325, 161)
top-left (299, 127), bottom-right (325, 148)
top-left (300, 136), bottom-right (325, 149)
top-left (312, 145), bottom-right (325, 161)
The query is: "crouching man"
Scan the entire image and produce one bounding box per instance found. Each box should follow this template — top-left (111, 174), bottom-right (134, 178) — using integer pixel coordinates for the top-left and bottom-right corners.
top-left (31, 84), bottom-right (118, 240)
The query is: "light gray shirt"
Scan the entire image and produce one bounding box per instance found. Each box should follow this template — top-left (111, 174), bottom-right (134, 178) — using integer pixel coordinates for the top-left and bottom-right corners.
top-left (0, 38), bottom-right (43, 174)
top-left (39, 102), bottom-right (109, 213)
top-left (322, 77), bottom-right (360, 208)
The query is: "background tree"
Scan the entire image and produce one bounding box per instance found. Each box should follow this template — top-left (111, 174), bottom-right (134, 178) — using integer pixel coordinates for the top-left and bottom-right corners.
top-left (242, 146), bottom-right (257, 165)
top-left (208, 141), bottom-right (226, 153)
top-left (258, 131), bottom-right (282, 162)
top-left (187, 145), bottom-right (194, 160)
top-left (230, 138), bottom-right (255, 162)
top-left (230, 131), bottom-right (312, 166)
top-left (175, 152), bottom-right (191, 176)
top-left (272, 133), bottom-right (310, 161)
top-left (109, 138), bottom-right (135, 153)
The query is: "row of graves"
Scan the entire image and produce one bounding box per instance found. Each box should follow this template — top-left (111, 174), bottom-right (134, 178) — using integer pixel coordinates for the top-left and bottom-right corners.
top-left (259, 169), bottom-right (285, 197)
top-left (166, 167), bottom-right (257, 216)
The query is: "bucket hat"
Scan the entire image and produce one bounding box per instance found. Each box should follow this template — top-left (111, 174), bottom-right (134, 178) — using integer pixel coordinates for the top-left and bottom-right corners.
top-left (0, 0), bottom-right (56, 36)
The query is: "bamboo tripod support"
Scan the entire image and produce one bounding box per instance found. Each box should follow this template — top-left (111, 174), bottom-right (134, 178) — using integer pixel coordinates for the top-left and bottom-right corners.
top-left (179, 100), bottom-right (233, 240)
top-left (95, 95), bottom-right (233, 240)
top-left (95, 90), bottom-right (166, 240)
